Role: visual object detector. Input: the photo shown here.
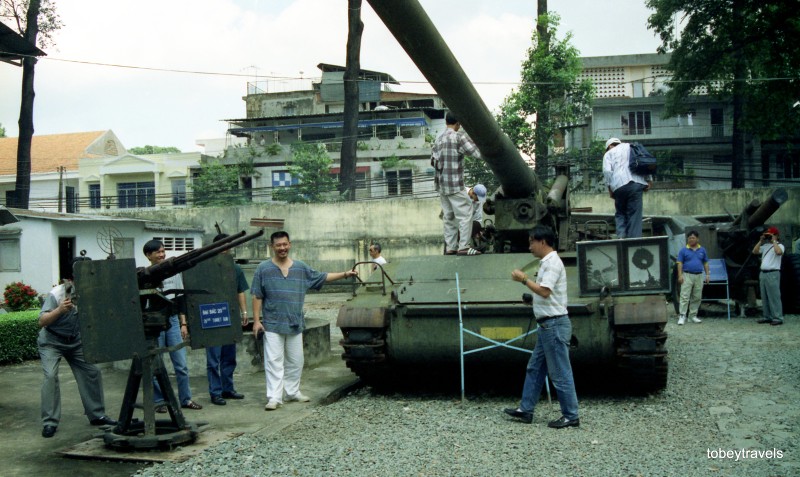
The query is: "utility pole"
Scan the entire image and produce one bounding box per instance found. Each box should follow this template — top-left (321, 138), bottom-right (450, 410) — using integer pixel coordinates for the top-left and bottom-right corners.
top-left (57, 166), bottom-right (64, 212)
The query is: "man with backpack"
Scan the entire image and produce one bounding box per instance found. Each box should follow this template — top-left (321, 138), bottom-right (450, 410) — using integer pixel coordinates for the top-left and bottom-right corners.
top-left (602, 137), bottom-right (652, 238)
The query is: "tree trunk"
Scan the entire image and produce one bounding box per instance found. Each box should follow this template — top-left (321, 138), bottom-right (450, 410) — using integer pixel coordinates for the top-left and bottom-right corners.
top-left (340, 0), bottom-right (364, 201)
top-left (730, 0), bottom-right (745, 189)
top-left (534, 0), bottom-right (550, 183)
top-left (14, 0), bottom-right (42, 210)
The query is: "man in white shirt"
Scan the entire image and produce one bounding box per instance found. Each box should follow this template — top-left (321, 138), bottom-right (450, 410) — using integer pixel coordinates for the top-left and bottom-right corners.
top-left (602, 138), bottom-right (652, 238)
top-left (369, 243), bottom-right (387, 271)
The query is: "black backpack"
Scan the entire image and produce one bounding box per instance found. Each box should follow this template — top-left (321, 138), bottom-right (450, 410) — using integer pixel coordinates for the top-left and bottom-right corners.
top-left (628, 142), bottom-right (657, 176)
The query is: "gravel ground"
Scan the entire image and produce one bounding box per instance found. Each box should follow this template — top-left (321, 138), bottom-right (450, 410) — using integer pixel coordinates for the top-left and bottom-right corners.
top-left (134, 309), bottom-right (799, 477)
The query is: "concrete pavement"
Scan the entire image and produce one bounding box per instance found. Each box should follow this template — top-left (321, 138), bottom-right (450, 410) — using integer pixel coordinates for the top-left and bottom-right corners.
top-left (0, 293), bottom-right (359, 477)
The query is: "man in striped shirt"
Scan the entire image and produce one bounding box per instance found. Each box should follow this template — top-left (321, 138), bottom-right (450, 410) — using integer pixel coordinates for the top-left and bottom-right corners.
top-left (251, 231), bottom-right (358, 411)
top-left (431, 112), bottom-right (483, 255)
top-left (504, 225), bottom-right (580, 428)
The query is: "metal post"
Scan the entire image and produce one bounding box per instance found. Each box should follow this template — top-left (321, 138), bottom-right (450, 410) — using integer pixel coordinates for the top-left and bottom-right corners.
top-left (457, 273), bottom-right (466, 402)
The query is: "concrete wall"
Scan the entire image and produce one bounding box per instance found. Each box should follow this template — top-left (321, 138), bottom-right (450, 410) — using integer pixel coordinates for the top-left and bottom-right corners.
top-left (110, 186), bottom-right (800, 272)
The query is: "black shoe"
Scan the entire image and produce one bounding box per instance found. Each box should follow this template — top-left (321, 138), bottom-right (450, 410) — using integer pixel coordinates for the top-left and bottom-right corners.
top-left (211, 395), bottom-right (227, 406)
top-left (41, 425), bottom-right (57, 438)
top-left (503, 408), bottom-right (533, 424)
top-left (222, 390), bottom-right (245, 400)
top-left (548, 416), bottom-right (580, 429)
top-left (90, 415), bottom-right (117, 426)
top-left (757, 318), bottom-right (773, 324)
top-left (770, 320), bottom-right (784, 326)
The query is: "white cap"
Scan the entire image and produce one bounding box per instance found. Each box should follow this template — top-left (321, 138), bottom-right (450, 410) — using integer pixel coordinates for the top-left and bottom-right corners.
top-left (605, 137), bottom-right (622, 149)
top-left (472, 184), bottom-right (487, 204)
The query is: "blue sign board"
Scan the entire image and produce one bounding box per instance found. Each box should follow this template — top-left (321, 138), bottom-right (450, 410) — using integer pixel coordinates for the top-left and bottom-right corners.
top-left (199, 302), bottom-right (232, 329)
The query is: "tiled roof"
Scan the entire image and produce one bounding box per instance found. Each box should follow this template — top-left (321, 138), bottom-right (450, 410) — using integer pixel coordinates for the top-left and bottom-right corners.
top-left (0, 131), bottom-right (108, 175)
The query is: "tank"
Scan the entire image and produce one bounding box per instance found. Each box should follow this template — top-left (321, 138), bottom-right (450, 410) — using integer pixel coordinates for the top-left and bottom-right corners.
top-left (337, 1), bottom-right (792, 392)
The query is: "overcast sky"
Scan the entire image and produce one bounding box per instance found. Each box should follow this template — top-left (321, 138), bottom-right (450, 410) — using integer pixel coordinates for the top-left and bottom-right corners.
top-left (0, 0), bottom-right (663, 153)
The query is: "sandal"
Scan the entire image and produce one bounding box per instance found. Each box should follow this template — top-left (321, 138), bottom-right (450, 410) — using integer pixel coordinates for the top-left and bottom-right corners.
top-left (457, 248), bottom-right (482, 256)
top-left (181, 400), bottom-right (203, 410)
top-left (155, 404), bottom-right (167, 414)
top-left (445, 250), bottom-right (457, 255)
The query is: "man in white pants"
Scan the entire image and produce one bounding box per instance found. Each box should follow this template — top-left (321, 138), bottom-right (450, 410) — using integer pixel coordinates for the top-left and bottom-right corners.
top-left (251, 231), bottom-right (358, 410)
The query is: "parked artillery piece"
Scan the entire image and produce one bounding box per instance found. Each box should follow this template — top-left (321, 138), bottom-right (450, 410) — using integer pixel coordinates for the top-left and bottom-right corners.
top-left (337, 0), bottom-right (672, 392)
top-left (75, 230), bottom-right (263, 450)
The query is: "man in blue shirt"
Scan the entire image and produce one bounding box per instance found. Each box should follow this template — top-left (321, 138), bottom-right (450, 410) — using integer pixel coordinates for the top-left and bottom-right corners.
top-left (676, 230), bottom-right (710, 325)
top-left (251, 231), bottom-right (358, 410)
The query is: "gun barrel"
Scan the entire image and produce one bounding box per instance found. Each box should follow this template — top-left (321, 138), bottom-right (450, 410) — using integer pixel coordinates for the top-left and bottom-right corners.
top-left (137, 230), bottom-right (264, 289)
top-left (747, 188), bottom-right (788, 229)
top-left (366, 0), bottom-right (537, 199)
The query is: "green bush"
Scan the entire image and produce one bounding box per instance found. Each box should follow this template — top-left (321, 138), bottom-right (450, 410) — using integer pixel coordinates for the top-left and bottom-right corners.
top-left (0, 310), bottom-right (41, 364)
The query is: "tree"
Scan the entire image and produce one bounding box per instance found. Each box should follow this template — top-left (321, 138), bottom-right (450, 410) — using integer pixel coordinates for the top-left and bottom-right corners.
top-left (189, 160), bottom-right (245, 207)
top-left (128, 145), bottom-right (181, 155)
top-left (272, 144), bottom-right (336, 203)
top-left (647, 0), bottom-right (800, 188)
top-left (1, 0), bottom-right (62, 209)
top-left (0, 123), bottom-right (5, 137)
top-left (464, 155), bottom-right (499, 193)
top-left (496, 11), bottom-right (593, 183)
top-left (339, 0), bottom-right (363, 201)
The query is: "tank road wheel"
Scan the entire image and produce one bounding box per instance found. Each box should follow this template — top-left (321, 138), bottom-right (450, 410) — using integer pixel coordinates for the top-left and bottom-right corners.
top-left (780, 253), bottom-right (800, 314)
top-left (611, 298), bottom-right (669, 393)
top-left (339, 327), bottom-right (390, 384)
top-left (613, 324), bottom-right (668, 392)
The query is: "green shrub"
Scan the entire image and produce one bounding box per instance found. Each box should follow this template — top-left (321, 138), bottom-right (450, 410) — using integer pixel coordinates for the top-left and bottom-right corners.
top-left (3, 281), bottom-right (39, 311)
top-left (0, 310), bottom-right (41, 364)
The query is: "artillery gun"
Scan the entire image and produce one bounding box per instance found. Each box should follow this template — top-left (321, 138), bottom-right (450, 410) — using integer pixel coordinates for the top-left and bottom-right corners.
top-left (75, 230), bottom-right (263, 450)
top-left (336, 0), bottom-right (673, 392)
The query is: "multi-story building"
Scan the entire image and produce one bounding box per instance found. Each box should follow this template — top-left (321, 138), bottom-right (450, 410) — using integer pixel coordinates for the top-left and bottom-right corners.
top-left (571, 53), bottom-right (799, 189)
top-left (221, 63), bottom-right (447, 201)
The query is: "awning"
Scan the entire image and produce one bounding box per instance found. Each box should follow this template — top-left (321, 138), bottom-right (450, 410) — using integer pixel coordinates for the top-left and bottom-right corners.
top-left (229, 117), bottom-right (428, 135)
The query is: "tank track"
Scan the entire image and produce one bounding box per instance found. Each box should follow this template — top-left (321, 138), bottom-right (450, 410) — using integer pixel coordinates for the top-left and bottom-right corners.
top-left (612, 322), bottom-right (668, 392)
top-left (339, 327), bottom-right (390, 383)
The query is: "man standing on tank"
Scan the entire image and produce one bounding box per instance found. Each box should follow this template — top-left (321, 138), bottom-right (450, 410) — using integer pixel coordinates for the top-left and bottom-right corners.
top-left (602, 137), bottom-right (652, 238)
top-left (504, 225), bottom-right (580, 428)
top-left (431, 112), bottom-right (483, 256)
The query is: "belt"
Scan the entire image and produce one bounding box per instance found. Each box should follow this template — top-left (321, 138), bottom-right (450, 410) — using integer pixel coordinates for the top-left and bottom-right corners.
top-left (45, 328), bottom-right (79, 343)
top-left (684, 271), bottom-right (703, 275)
top-left (761, 269), bottom-right (780, 273)
top-left (536, 315), bottom-right (564, 324)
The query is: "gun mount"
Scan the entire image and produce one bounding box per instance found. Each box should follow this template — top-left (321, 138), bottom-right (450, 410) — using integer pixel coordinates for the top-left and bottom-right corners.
top-left (76, 229), bottom-right (263, 450)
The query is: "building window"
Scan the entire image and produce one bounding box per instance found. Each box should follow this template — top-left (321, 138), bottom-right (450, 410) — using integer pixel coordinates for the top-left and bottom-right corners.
top-left (0, 237), bottom-right (21, 271)
top-left (117, 181), bottom-right (155, 209)
top-left (627, 111), bottom-right (652, 135)
top-left (152, 236), bottom-right (195, 252)
top-left (386, 170), bottom-right (413, 196)
top-left (777, 152), bottom-right (800, 179)
top-left (89, 184), bottom-right (101, 209)
top-left (171, 179), bottom-right (186, 205)
top-left (272, 171), bottom-right (298, 188)
top-left (66, 186), bottom-right (77, 213)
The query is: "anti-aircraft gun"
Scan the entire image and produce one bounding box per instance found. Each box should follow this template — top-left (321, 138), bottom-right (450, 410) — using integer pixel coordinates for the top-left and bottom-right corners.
top-left (336, 0), bottom-right (671, 391)
top-left (75, 230), bottom-right (263, 450)
top-left (665, 188), bottom-right (798, 315)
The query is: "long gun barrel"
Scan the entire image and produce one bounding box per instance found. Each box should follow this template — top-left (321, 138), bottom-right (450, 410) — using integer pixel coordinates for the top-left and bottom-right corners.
top-left (137, 230), bottom-right (264, 289)
top-left (366, 0), bottom-right (537, 199)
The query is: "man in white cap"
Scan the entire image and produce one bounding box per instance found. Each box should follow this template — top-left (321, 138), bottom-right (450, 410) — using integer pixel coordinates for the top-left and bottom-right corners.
top-left (602, 137), bottom-right (652, 238)
top-left (467, 184), bottom-right (487, 223)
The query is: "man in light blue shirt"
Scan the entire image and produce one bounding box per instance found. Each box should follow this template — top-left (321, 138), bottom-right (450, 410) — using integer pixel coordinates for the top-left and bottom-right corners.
top-left (602, 138), bottom-right (652, 238)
